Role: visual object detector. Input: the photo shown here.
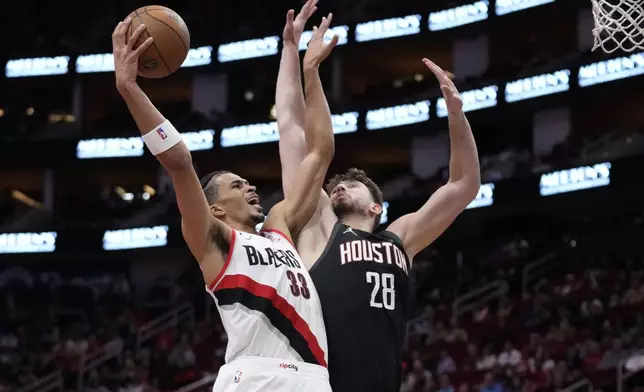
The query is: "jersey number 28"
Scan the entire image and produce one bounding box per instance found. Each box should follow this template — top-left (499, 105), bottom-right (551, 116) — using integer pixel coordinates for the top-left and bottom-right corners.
top-left (366, 272), bottom-right (395, 310)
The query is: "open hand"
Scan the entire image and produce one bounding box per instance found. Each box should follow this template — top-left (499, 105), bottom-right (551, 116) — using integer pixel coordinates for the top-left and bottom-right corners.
top-left (422, 58), bottom-right (463, 115)
top-left (283, 0), bottom-right (319, 46)
top-left (112, 17), bottom-right (154, 90)
top-left (303, 13), bottom-right (339, 70)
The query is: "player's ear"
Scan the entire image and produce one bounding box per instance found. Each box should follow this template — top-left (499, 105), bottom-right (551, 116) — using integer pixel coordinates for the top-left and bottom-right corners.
top-left (211, 204), bottom-right (226, 219)
top-left (370, 203), bottom-right (382, 217)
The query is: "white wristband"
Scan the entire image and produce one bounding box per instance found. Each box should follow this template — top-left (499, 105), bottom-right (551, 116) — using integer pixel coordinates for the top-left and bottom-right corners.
top-left (142, 120), bottom-right (183, 155)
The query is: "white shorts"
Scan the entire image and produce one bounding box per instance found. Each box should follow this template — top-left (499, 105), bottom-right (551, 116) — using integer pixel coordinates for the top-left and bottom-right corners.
top-left (213, 356), bottom-right (331, 392)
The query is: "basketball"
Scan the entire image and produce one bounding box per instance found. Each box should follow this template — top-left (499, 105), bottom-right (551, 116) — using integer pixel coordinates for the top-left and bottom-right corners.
top-left (126, 6), bottom-right (190, 78)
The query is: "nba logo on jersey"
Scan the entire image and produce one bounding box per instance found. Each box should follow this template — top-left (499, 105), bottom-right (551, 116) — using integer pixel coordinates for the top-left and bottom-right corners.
top-left (156, 127), bottom-right (168, 140)
top-left (233, 370), bottom-right (242, 383)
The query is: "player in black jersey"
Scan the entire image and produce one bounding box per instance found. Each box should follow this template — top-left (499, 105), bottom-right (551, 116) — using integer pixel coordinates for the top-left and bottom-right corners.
top-left (277, 55), bottom-right (481, 391)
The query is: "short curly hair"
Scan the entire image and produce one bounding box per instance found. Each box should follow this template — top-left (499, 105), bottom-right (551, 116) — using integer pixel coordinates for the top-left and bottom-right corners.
top-left (325, 168), bottom-right (384, 228)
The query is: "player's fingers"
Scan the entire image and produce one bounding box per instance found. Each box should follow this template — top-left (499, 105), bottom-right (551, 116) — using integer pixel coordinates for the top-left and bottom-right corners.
top-left (128, 24), bottom-right (147, 51)
top-left (422, 58), bottom-right (441, 75)
top-left (112, 22), bottom-right (123, 40)
top-left (422, 58), bottom-right (449, 84)
top-left (314, 19), bottom-right (327, 39)
top-left (319, 13), bottom-right (333, 34)
top-left (327, 34), bottom-right (339, 50)
top-left (112, 22), bottom-right (127, 47)
top-left (118, 17), bottom-right (132, 37)
top-left (311, 25), bottom-right (319, 40)
top-left (302, 0), bottom-right (319, 14)
top-left (286, 9), bottom-right (295, 25)
top-left (426, 58), bottom-right (457, 90)
top-left (133, 37), bottom-right (153, 58)
top-left (307, 6), bottom-right (318, 19)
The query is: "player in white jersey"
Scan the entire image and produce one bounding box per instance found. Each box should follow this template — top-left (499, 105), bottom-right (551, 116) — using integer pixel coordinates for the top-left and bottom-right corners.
top-left (111, 2), bottom-right (338, 390)
top-left (207, 228), bottom-right (328, 390)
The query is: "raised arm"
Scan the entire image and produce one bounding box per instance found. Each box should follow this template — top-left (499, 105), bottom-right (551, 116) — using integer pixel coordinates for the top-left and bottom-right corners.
top-left (387, 59), bottom-right (481, 259)
top-left (276, 0), bottom-right (318, 198)
top-left (112, 19), bottom-right (230, 274)
top-left (266, 15), bottom-right (339, 237)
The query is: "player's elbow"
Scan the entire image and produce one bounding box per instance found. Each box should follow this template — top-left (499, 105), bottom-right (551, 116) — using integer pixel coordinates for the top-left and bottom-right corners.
top-left (458, 178), bottom-right (481, 205)
top-left (444, 177), bottom-right (480, 208)
top-left (314, 134), bottom-right (335, 162)
top-left (158, 143), bottom-right (193, 173)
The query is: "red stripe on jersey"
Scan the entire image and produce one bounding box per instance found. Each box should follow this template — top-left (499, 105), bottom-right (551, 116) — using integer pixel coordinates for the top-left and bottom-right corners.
top-left (215, 274), bottom-right (327, 367)
top-left (260, 228), bottom-right (295, 248)
top-left (207, 230), bottom-right (237, 291)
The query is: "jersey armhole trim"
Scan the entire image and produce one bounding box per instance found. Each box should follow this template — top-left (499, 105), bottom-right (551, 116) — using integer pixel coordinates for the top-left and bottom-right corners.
top-left (380, 230), bottom-right (404, 247)
top-left (207, 230), bottom-right (237, 291)
top-left (260, 228), bottom-right (295, 248)
top-left (380, 230), bottom-right (413, 269)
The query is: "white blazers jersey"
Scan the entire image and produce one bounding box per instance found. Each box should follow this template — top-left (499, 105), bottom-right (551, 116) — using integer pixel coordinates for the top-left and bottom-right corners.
top-left (206, 229), bottom-right (328, 368)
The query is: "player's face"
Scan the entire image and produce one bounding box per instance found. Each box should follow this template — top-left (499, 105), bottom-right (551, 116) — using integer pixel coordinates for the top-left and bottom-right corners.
top-left (329, 180), bottom-right (375, 218)
top-left (214, 172), bottom-right (264, 225)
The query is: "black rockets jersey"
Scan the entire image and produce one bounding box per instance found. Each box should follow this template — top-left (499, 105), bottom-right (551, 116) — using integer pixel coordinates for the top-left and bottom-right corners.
top-left (309, 222), bottom-right (412, 392)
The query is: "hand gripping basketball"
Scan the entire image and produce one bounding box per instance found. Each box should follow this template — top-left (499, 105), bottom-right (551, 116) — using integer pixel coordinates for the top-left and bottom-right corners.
top-left (112, 18), bottom-right (154, 89)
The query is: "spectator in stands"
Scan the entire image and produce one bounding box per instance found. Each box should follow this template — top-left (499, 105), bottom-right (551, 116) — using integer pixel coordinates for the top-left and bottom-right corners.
top-left (85, 368), bottom-right (110, 392)
top-left (525, 300), bottom-right (551, 328)
top-left (479, 372), bottom-right (502, 392)
top-left (437, 374), bottom-right (454, 392)
top-left (623, 275), bottom-right (644, 304)
top-left (437, 349), bottom-right (457, 374)
top-left (581, 340), bottom-right (602, 371)
top-left (497, 297), bottom-right (513, 327)
top-left (498, 340), bottom-right (522, 368)
top-left (444, 318), bottom-right (468, 343)
top-left (507, 375), bottom-right (523, 392)
top-left (598, 337), bottom-right (628, 369)
top-left (431, 321), bottom-right (447, 344)
top-left (539, 348), bottom-right (556, 372)
top-left (477, 344), bottom-right (497, 370)
top-left (168, 333), bottom-right (196, 370)
top-left (564, 345), bottom-right (582, 371)
top-left (462, 343), bottom-right (479, 371)
top-left (112, 273), bottom-right (131, 303)
top-left (401, 359), bottom-right (433, 392)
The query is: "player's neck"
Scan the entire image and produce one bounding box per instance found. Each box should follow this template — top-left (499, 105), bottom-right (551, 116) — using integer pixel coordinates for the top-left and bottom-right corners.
top-left (227, 221), bottom-right (259, 234)
top-left (339, 214), bottom-right (373, 233)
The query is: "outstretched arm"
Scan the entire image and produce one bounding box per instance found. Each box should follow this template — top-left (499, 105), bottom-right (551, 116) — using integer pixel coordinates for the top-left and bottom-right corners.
top-left (112, 19), bottom-right (230, 275)
top-left (276, 0), bottom-right (318, 198)
top-left (266, 15), bottom-right (339, 237)
top-left (387, 59), bottom-right (481, 259)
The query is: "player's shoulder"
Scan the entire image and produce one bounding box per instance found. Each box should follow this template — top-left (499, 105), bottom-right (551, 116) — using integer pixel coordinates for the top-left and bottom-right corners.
top-left (375, 229), bottom-right (404, 248)
top-left (260, 201), bottom-right (296, 245)
top-left (264, 200), bottom-right (287, 221)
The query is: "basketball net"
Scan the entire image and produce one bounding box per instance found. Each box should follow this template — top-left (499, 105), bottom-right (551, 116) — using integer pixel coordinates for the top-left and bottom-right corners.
top-left (592, 0), bottom-right (644, 53)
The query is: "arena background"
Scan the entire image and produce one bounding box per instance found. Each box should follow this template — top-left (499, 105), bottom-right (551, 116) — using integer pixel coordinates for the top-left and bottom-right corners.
top-left (1, 0), bottom-right (644, 391)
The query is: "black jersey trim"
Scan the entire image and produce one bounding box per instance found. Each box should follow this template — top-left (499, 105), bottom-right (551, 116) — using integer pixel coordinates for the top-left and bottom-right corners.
top-left (379, 230), bottom-right (404, 248)
top-left (214, 274), bottom-right (327, 367)
top-left (309, 221), bottom-right (343, 273)
top-left (379, 230), bottom-right (412, 269)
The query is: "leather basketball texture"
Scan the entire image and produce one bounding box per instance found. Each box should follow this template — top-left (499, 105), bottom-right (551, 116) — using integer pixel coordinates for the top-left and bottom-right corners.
top-left (126, 6), bottom-right (190, 79)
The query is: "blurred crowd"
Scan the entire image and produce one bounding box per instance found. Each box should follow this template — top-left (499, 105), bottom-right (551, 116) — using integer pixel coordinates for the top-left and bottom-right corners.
top-left (0, 209), bottom-right (643, 392)
top-left (0, 266), bottom-right (215, 392)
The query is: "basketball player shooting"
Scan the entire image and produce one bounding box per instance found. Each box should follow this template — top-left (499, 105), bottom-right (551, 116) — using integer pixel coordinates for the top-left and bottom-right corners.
top-left (112, 8), bottom-right (337, 391)
top-left (277, 56), bottom-right (481, 391)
